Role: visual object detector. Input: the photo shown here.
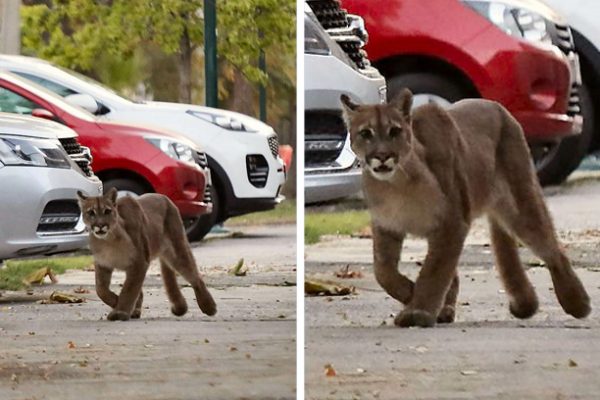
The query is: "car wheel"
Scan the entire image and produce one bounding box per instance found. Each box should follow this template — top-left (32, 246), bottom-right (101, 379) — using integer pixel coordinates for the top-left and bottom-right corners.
top-left (184, 185), bottom-right (219, 242)
top-left (535, 83), bottom-right (594, 186)
top-left (386, 72), bottom-right (470, 107)
top-left (103, 178), bottom-right (147, 198)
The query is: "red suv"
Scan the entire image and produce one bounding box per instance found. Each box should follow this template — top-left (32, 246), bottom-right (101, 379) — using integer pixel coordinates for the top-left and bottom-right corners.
top-left (340, 0), bottom-right (585, 184)
top-left (0, 72), bottom-right (211, 238)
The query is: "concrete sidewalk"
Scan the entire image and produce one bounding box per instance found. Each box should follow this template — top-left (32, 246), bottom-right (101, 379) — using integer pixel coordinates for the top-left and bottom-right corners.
top-left (306, 180), bottom-right (600, 399)
top-left (0, 224), bottom-right (297, 400)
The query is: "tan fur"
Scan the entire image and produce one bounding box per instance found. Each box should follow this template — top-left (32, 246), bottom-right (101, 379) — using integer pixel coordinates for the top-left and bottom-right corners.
top-left (341, 90), bottom-right (591, 327)
top-left (77, 188), bottom-right (216, 321)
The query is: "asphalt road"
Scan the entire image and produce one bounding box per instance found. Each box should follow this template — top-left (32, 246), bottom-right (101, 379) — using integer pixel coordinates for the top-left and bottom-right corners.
top-left (306, 176), bottom-right (600, 400)
top-left (0, 224), bottom-right (297, 400)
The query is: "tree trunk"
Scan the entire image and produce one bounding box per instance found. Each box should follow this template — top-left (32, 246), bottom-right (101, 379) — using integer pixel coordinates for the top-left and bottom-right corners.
top-left (178, 27), bottom-right (192, 104)
top-left (229, 68), bottom-right (255, 116)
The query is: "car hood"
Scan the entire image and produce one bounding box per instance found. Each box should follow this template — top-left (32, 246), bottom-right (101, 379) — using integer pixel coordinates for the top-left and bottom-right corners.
top-left (96, 119), bottom-right (202, 151)
top-left (0, 112), bottom-right (77, 140)
top-left (144, 101), bottom-right (275, 134)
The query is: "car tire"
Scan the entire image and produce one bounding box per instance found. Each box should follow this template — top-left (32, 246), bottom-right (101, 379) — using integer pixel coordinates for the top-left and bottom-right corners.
top-left (535, 83), bottom-right (594, 186)
top-left (103, 178), bottom-right (148, 197)
top-left (184, 185), bottom-right (219, 242)
top-left (386, 72), bottom-right (469, 106)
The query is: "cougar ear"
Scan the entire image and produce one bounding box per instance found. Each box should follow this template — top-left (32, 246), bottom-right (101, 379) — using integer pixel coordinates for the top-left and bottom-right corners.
top-left (340, 94), bottom-right (360, 125)
top-left (76, 190), bottom-right (88, 201)
top-left (391, 88), bottom-right (413, 120)
top-left (105, 187), bottom-right (118, 204)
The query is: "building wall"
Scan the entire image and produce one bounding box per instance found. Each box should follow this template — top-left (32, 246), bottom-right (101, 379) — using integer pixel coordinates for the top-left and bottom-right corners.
top-left (0, 0), bottom-right (20, 55)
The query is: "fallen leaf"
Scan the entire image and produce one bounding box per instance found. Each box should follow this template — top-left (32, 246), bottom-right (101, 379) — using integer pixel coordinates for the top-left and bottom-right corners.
top-left (324, 363), bottom-right (337, 377)
top-left (356, 368), bottom-right (366, 373)
top-left (229, 346), bottom-right (238, 352)
top-left (334, 265), bottom-right (363, 279)
top-left (414, 345), bottom-right (428, 354)
top-left (526, 258), bottom-right (546, 267)
top-left (305, 279), bottom-right (355, 296)
top-left (67, 341), bottom-right (76, 349)
top-left (228, 258), bottom-right (248, 276)
top-left (73, 287), bottom-right (90, 294)
top-left (461, 370), bottom-right (477, 376)
top-left (22, 267), bottom-right (58, 286)
top-left (569, 359), bottom-right (578, 367)
top-left (351, 226), bottom-right (372, 239)
top-left (40, 291), bottom-right (85, 304)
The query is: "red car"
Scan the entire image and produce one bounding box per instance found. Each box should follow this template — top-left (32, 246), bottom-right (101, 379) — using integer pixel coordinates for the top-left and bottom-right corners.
top-left (340, 0), bottom-right (585, 184)
top-left (0, 72), bottom-right (211, 238)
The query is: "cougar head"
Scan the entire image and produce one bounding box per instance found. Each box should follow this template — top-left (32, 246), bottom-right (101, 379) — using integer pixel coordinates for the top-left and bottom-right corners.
top-left (341, 89), bottom-right (414, 181)
top-left (77, 187), bottom-right (119, 240)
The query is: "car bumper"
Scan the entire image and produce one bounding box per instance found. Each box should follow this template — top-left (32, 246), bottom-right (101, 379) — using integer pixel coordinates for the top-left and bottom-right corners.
top-left (146, 155), bottom-right (209, 219)
top-left (305, 166), bottom-right (362, 204)
top-left (0, 166), bottom-right (103, 260)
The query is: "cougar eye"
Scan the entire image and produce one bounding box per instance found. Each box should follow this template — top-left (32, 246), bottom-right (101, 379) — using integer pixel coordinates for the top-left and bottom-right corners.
top-left (389, 126), bottom-right (403, 138)
top-left (358, 129), bottom-right (373, 140)
top-left (103, 208), bottom-right (112, 215)
top-left (87, 209), bottom-right (96, 218)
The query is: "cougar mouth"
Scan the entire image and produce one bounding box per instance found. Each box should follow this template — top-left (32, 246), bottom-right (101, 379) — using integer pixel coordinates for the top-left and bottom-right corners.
top-left (91, 225), bottom-right (110, 239)
top-left (367, 157), bottom-right (397, 180)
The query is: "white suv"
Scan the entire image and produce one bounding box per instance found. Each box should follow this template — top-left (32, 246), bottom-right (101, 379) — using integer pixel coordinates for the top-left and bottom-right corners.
top-left (0, 55), bottom-right (286, 232)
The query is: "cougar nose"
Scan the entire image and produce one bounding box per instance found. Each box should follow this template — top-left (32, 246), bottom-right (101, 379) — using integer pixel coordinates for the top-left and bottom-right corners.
top-left (370, 152), bottom-right (396, 169)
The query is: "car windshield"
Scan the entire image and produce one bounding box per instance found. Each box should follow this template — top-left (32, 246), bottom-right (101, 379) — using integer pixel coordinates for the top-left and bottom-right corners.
top-left (54, 65), bottom-right (140, 104)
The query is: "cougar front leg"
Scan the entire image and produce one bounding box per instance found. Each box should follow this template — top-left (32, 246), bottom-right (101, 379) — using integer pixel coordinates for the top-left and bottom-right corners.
top-left (95, 265), bottom-right (118, 308)
top-left (107, 262), bottom-right (148, 321)
top-left (372, 225), bottom-right (414, 304)
top-left (395, 223), bottom-right (468, 328)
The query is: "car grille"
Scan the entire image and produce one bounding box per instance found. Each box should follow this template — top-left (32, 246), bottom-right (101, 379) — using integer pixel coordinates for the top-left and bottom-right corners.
top-left (548, 22), bottom-right (581, 118)
top-left (195, 151), bottom-right (212, 204)
top-left (58, 137), bottom-right (94, 177)
top-left (37, 200), bottom-right (80, 233)
top-left (246, 154), bottom-right (269, 188)
top-left (307, 0), bottom-right (370, 70)
top-left (267, 135), bottom-right (279, 158)
top-left (305, 111), bottom-right (346, 166)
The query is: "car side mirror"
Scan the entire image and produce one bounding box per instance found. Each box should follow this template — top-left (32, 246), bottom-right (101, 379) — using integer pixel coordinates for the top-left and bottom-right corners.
top-left (65, 93), bottom-right (100, 114)
top-left (31, 108), bottom-right (56, 121)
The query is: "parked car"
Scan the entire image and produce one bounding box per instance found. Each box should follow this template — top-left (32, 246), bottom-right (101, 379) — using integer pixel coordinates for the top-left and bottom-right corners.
top-left (542, 0), bottom-right (600, 172)
top-left (0, 55), bottom-right (287, 233)
top-left (0, 72), bottom-right (212, 240)
top-left (304, 1), bottom-right (386, 203)
top-left (0, 113), bottom-right (103, 261)
top-left (341, 0), bottom-right (585, 185)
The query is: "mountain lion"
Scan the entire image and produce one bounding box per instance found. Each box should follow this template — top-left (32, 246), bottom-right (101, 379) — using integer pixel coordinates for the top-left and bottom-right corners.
top-left (341, 89), bottom-right (590, 328)
top-left (77, 188), bottom-right (217, 321)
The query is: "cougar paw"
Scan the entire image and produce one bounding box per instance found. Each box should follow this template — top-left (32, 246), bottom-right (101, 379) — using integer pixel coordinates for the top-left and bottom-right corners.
top-left (131, 309), bottom-right (142, 319)
top-left (509, 296), bottom-right (539, 319)
top-left (107, 310), bottom-right (130, 321)
top-left (437, 305), bottom-right (456, 324)
top-left (394, 308), bottom-right (436, 328)
top-left (171, 303), bottom-right (188, 317)
top-left (197, 296), bottom-right (217, 316)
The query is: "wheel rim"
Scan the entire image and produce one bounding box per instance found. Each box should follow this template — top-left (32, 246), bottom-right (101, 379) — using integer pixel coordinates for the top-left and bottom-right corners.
top-left (117, 190), bottom-right (140, 199)
top-left (531, 143), bottom-right (561, 172)
top-left (412, 93), bottom-right (452, 108)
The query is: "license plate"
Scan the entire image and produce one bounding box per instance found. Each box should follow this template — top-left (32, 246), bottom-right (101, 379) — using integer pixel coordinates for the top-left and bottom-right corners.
top-left (568, 52), bottom-right (582, 86)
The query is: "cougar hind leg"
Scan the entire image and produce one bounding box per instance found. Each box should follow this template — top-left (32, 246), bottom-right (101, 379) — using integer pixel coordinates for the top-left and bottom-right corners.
top-left (488, 217), bottom-right (538, 319)
top-left (160, 259), bottom-right (188, 316)
top-left (491, 187), bottom-right (590, 319)
top-left (437, 274), bottom-right (459, 323)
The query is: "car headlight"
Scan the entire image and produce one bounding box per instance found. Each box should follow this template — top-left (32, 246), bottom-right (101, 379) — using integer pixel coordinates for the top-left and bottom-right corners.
top-left (0, 136), bottom-right (71, 169)
top-left (463, 1), bottom-right (552, 47)
top-left (145, 137), bottom-right (196, 164)
top-left (186, 110), bottom-right (256, 132)
top-left (305, 13), bottom-right (331, 55)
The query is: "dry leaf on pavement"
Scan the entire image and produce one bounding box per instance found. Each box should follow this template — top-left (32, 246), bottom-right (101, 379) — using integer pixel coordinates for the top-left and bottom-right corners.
top-left (22, 267), bottom-right (58, 286)
top-left (305, 279), bottom-right (355, 296)
top-left (334, 265), bottom-right (363, 279)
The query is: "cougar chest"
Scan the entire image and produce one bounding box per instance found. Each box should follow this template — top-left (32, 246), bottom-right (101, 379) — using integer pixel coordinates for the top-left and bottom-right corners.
top-left (91, 234), bottom-right (136, 271)
top-left (367, 180), bottom-right (445, 237)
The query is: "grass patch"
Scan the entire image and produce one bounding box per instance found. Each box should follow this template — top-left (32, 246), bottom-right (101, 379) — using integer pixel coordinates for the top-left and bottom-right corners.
top-left (227, 199), bottom-right (296, 226)
top-left (305, 209), bottom-right (370, 244)
top-left (0, 256), bottom-right (93, 291)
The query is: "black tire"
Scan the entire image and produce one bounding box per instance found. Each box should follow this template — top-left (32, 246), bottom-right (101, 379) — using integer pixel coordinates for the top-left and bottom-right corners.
top-left (386, 72), bottom-right (470, 104)
top-left (535, 83), bottom-right (594, 186)
top-left (184, 185), bottom-right (219, 242)
top-left (103, 178), bottom-right (148, 196)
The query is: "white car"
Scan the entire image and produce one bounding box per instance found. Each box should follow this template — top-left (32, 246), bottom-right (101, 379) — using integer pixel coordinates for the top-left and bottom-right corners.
top-left (0, 55), bottom-right (286, 236)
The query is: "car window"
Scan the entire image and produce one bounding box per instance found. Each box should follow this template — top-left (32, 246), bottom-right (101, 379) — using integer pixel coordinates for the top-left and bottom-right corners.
top-left (0, 87), bottom-right (42, 115)
top-left (13, 72), bottom-right (78, 97)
